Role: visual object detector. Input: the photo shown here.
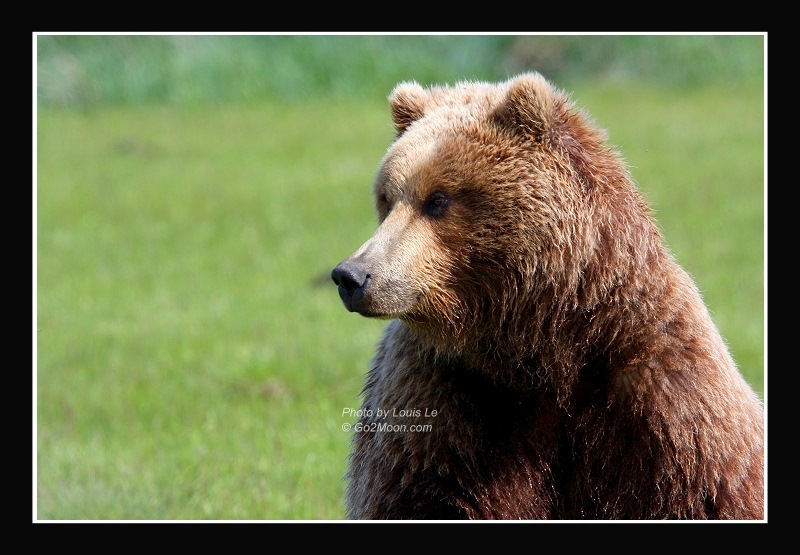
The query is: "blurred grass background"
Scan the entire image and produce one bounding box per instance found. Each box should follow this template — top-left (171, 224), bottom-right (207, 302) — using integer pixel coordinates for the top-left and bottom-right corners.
top-left (35, 34), bottom-right (765, 520)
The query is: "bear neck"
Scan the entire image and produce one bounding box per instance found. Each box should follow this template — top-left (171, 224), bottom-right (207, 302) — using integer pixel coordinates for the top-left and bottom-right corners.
top-left (407, 221), bottom-right (682, 408)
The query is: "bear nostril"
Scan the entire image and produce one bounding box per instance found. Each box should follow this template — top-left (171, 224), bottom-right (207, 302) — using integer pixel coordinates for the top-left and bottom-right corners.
top-left (331, 261), bottom-right (368, 294)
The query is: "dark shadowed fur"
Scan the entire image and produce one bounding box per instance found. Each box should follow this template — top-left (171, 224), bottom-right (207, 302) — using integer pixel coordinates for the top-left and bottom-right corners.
top-left (332, 73), bottom-right (764, 520)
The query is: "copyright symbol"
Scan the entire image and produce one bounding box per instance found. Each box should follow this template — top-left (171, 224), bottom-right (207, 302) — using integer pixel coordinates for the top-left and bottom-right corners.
top-left (342, 422), bottom-right (351, 432)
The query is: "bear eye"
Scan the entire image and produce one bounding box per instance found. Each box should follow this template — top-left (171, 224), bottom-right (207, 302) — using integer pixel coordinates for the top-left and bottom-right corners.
top-left (423, 191), bottom-right (451, 219)
top-left (376, 192), bottom-right (390, 218)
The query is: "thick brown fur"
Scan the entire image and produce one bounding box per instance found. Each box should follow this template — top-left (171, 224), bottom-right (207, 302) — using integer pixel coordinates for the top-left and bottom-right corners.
top-left (331, 73), bottom-right (764, 520)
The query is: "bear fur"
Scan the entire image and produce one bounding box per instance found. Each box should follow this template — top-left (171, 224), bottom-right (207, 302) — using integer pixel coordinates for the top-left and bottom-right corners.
top-left (331, 73), bottom-right (764, 520)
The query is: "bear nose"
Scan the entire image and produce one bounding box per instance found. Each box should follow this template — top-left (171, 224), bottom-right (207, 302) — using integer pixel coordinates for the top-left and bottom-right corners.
top-left (331, 260), bottom-right (367, 291)
top-left (331, 261), bottom-right (370, 312)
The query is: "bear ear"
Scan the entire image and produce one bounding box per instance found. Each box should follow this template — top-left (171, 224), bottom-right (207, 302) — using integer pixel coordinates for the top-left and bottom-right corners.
top-left (491, 72), bottom-right (562, 143)
top-left (389, 82), bottom-right (429, 136)
top-left (493, 73), bottom-right (609, 189)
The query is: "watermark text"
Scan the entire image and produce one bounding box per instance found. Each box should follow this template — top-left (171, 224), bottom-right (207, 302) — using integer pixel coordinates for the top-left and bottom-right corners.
top-left (340, 406), bottom-right (439, 433)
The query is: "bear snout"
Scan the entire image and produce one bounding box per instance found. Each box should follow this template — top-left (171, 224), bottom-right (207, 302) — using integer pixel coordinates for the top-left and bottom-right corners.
top-left (332, 260), bottom-right (371, 313)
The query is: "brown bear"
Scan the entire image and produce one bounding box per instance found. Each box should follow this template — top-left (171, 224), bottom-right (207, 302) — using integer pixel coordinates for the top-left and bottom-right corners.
top-left (331, 72), bottom-right (764, 520)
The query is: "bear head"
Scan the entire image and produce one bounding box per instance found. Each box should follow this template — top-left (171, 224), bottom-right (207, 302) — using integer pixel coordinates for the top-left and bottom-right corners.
top-left (332, 73), bottom-right (659, 356)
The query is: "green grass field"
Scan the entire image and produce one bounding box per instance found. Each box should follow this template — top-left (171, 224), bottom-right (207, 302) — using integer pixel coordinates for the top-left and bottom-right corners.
top-left (36, 81), bottom-right (764, 520)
